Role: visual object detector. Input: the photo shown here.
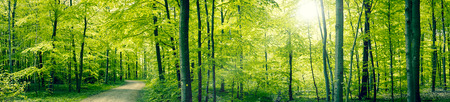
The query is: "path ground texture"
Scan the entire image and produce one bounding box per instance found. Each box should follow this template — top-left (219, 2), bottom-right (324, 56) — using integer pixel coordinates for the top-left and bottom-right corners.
top-left (81, 80), bottom-right (145, 102)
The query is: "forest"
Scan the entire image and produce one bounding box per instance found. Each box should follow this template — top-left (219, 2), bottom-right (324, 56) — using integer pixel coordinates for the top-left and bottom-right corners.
top-left (0, 0), bottom-right (449, 101)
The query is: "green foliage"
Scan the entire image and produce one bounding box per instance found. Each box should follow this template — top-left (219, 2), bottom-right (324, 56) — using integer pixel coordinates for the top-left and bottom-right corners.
top-left (0, 67), bottom-right (38, 100)
top-left (139, 78), bottom-right (180, 102)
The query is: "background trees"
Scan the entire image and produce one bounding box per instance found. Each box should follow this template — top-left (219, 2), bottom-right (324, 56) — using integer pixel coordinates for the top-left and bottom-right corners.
top-left (0, 0), bottom-right (448, 101)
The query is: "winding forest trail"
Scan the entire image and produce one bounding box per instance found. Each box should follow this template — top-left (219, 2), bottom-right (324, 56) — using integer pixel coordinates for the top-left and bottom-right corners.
top-left (81, 80), bottom-right (145, 102)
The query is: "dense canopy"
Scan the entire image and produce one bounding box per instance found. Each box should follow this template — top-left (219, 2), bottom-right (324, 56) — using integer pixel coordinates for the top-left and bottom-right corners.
top-left (0, 0), bottom-right (449, 101)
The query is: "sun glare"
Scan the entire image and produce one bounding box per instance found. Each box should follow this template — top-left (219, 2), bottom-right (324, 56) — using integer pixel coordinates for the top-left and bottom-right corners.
top-left (296, 1), bottom-right (318, 21)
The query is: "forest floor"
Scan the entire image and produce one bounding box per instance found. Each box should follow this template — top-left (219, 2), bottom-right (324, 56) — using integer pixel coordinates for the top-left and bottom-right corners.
top-left (81, 80), bottom-right (145, 102)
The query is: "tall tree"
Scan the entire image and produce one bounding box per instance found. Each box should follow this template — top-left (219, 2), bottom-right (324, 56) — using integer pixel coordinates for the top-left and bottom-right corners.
top-left (204, 0), bottom-right (210, 101)
top-left (345, 0), bottom-right (364, 100)
top-left (49, 0), bottom-right (60, 94)
top-left (359, 0), bottom-right (370, 100)
top-left (308, 26), bottom-right (320, 102)
top-left (319, 0), bottom-right (331, 100)
top-left (334, 0), bottom-right (344, 101)
top-left (388, 0), bottom-right (394, 101)
top-left (196, 0), bottom-right (202, 101)
top-left (211, 0), bottom-right (217, 101)
top-left (442, 0), bottom-right (447, 91)
top-left (78, 10), bottom-right (88, 93)
top-left (405, 0), bottom-right (421, 101)
top-left (7, 0), bottom-right (12, 73)
top-left (288, 31), bottom-right (293, 101)
top-left (432, 0), bottom-right (437, 92)
top-left (179, 0), bottom-right (192, 101)
top-left (154, 3), bottom-right (164, 81)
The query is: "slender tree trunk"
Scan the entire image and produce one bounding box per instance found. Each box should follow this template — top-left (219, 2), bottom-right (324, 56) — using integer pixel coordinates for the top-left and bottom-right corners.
top-left (7, 0), bottom-right (12, 74)
top-left (319, 0), bottom-right (331, 101)
top-left (369, 37), bottom-right (377, 101)
top-left (68, 0), bottom-right (74, 92)
top-left (442, 0), bottom-right (447, 91)
top-left (211, 0), bottom-right (216, 101)
top-left (359, 0), bottom-right (370, 100)
top-left (196, 0), bottom-right (202, 101)
top-left (387, 0), bottom-right (394, 101)
top-left (49, 0), bottom-right (59, 94)
top-left (308, 26), bottom-right (320, 102)
top-left (106, 49), bottom-right (109, 84)
top-left (345, 0), bottom-right (364, 100)
top-left (114, 49), bottom-right (117, 82)
top-left (238, 5), bottom-right (244, 100)
top-left (205, 0), bottom-right (210, 101)
top-left (120, 52), bottom-right (123, 81)
top-left (432, 0), bottom-right (437, 92)
top-left (154, 6), bottom-right (164, 80)
top-left (78, 13), bottom-right (88, 93)
top-left (219, 3), bottom-right (225, 92)
top-left (288, 31), bottom-right (293, 101)
top-left (405, 0), bottom-right (421, 101)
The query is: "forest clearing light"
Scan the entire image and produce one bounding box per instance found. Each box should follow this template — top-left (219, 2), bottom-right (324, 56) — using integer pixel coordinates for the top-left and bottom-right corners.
top-left (296, 1), bottom-right (318, 21)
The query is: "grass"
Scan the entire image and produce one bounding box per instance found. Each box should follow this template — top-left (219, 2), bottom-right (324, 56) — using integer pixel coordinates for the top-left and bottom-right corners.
top-left (14, 81), bottom-right (125, 102)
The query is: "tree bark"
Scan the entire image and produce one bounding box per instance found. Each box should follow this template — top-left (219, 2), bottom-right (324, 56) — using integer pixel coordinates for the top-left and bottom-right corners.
top-left (308, 26), bottom-right (320, 102)
top-left (442, 0), bottom-right (447, 91)
top-left (179, 0), bottom-right (192, 101)
top-left (196, 0), bottom-right (202, 101)
top-left (345, 1), bottom-right (364, 100)
top-left (432, 0), bottom-right (437, 92)
top-left (405, 0), bottom-right (421, 101)
top-left (78, 13), bottom-right (88, 93)
top-left (154, 5), bottom-right (164, 80)
top-left (106, 49), bottom-right (109, 84)
top-left (205, 0), bottom-right (210, 101)
top-left (319, 0), bottom-right (331, 101)
top-left (288, 31), bottom-right (293, 101)
top-left (211, 0), bottom-right (216, 101)
top-left (359, 0), bottom-right (370, 100)
top-left (120, 52), bottom-right (123, 81)
top-left (388, 0), bottom-right (394, 101)
top-left (7, 0), bottom-right (12, 74)
top-left (334, 0), bottom-right (344, 101)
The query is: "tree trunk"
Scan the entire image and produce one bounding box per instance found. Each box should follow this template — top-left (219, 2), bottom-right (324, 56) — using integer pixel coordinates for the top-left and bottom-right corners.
top-left (78, 14), bottom-right (88, 93)
top-left (49, 0), bottom-right (59, 94)
top-left (359, 0), bottom-right (370, 100)
top-left (219, 3), bottom-right (225, 92)
top-left (405, 0), bottom-right (421, 101)
top-left (442, 0), bottom-right (447, 91)
top-left (432, 0), bottom-right (437, 92)
top-left (205, 0), bottom-right (210, 101)
top-left (154, 7), bottom-right (164, 80)
top-left (135, 61), bottom-right (138, 79)
top-left (319, 0), bottom-right (331, 101)
top-left (106, 49), bottom-right (109, 84)
top-left (288, 31), bottom-right (293, 101)
top-left (196, 0), bottom-right (202, 101)
top-left (120, 52), bottom-right (123, 81)
top-left (308, 27), bottom-right (320, 102)
top-left (335, 0), bottom-right (344, 101)
top-left (211, 0), bottom-right (216, 101)
top-left (388, 0), bottom-right (394, 101)
top-left (7, 0), bottom-right (12, 74)
top-left (114, 49), bottom-right (117, 82)
top-left (345, 1), bottom-right (364, 100)
top-left (179, 0), bottom-right (192, 101)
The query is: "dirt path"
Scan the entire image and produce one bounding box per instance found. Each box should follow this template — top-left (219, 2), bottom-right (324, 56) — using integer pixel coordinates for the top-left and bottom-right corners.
top-left (81, 80), bottom-right (145, 102)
